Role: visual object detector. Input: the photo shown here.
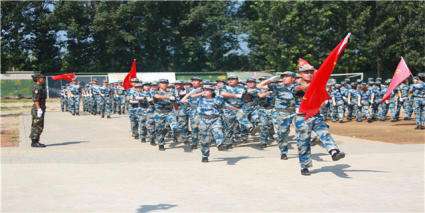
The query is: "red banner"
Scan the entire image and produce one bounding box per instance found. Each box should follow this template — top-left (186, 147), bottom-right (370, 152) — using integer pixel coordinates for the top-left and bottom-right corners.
top-left (381, 57), bottom-right (412, 103)
top-left (51, 73), bottom-right (76, 81)
top-left (123, 59), bottom-right (137, 90)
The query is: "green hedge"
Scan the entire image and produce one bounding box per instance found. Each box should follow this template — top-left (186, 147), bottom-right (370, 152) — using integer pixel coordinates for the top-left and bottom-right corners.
top-left (0, 79), bottom-right (33, 98)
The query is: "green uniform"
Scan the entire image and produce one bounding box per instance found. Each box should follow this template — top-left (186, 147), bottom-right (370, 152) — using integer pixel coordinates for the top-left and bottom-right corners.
top-left (29, 83), bottom-right (47, 142)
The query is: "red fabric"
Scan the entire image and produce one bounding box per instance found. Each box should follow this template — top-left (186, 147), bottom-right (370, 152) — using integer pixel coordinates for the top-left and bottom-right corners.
top-left (298, 58), bottom-right (313, 69)
top-left (381, 57), bottom-right (412, 103)
top-left (299, 33), bottom-right (351, 118)
top-left (123, 59), bottom-right (137, 90)
top-left (51, 73), bottom-right (76, 81)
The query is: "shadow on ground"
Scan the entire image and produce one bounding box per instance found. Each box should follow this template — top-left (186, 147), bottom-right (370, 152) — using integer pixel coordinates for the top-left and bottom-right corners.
top-left (311, 164), bottom-right (388, 178)
top-left (211, 156), bottom-right (263, 165)
top-left (46, 141), bottom-right (89, 147)
top-left (136, 203), bottom-right (177, 213)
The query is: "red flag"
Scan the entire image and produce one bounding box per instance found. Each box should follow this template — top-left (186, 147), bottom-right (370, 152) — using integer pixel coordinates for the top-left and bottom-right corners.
top-left (381, 57), bottom-right (412, 103)
top-left (51, 73), bottom-right (76, 81)
top-left (299, 33), bottom-right (351, 118)
top-left (123, 59), bottom-right (137, 90)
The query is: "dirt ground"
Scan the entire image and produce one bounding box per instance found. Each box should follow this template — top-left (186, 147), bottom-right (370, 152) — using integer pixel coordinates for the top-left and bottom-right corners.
top-left (328, 119), bottom-right (425, 144)
top-left (0, 98), bottom-right (61, 147)
top-left (1, 98), bottom-right (424, 146)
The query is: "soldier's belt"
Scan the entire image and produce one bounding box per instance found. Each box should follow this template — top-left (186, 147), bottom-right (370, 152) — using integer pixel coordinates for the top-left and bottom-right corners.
top-left (225, 106), bottom-right (241, 110)
top-left (274, 108), bottom-right (295, 113)
top-left (202, 115), bottom-right (220, 119)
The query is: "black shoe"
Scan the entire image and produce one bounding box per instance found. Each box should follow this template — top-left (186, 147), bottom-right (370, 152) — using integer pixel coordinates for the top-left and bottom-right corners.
top-left (391, 119), bottom-right (398, 122)
top-left (330, 149), bottom-right (345, 161)
top-left (140, 138), bottom-right (146, 143)
top-left (421, 125), bottom-right (425, 130)
top-left (217, 144), bottom-right (226, 151)
top-left (367, 118), bottom-right (372, 123)
top-left (202, 157), bottom-right (208, 163)
top-left (107, 115), bottom-right (111, 118)
top-left (260, 143), bottom-right (267, 148)
top-left (76, 113), bottom-right (80, 116)
top-left (280, 154), bottom-right (288, 160)
top-left (31, 140), bottom-right (46, 148)
top-left (403, 117), bottom-right (411, 120)
top-left (134, 135), bottom-right (139, 139)
top-left (225, 144), bottom-right (233, 149)
top-left (191, 144), bottom-right (198, 150)
top-left (150, 141), bottom-right (156, 146)
top-left (339, 120), bottom-right (344, 123)
top-left (415, 125), bottom-right (421, 130)
top-left (159, 145), bottom-right (165, 151)
top-left (301, 168), bottom-right (311, 176)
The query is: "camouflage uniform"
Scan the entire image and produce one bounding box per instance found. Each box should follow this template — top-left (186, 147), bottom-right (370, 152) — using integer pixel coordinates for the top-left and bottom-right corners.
top-left (68, 83), bottom-right (81, 115)
top-left (257, 88), bottom-right (274, 146)
top-left (196, 93), bottom-right (225, 159)
top-left (174, 83), bottom-right (190, 143)
top-left (127, 87), bottom-right (141, 138)
top-left (221, 77), bottom-right (246, 147)
top-left (399, 83), bottom-right (413, 119)
top-left (389, 88), bottom-right (401, 121)
top-left (411, 77), bottom-right (425, 128)
top-left (331, 84), bottom-right (345, 122)
top-left (377, 82), bottom-right (390, 120)
top-left (99, 83), bottom-right (113, 118)
top-left (152, 80), bottom-right (179, 149)
top-left (358, 86), bottom-right (372, 122)
top-left (138, 85), bottom-right (155, 142)
top-left (268, 80), bottom-right (296, 155)
top-left (29, 75), bottom-right (47, 147)
top-left (114, 84), bottom-right (126, 115)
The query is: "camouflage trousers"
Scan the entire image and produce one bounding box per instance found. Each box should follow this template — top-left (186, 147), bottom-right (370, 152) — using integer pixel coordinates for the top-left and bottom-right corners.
top-left (176, 113), bottom-right (189, 143)
top-left (188, 110), bottom-right (200, 146)
top-left (258, 108), bottom-right (273, 145)
top-left (60, 97), bottom-right (66, 112)
top-left (378, 102), bottom-right (389, 120)
top-left (153, 111), bottom-right (179, 146)
top-left (413, 98), bottom-right (425, 126)
top-left (138, 110), bottom-right (155, 142)
top-left (356, 101), bottom-right (371, 121)
top-left (389, 100), bottom-right (400, 120)
top-left (199, 116), bottom-right (224, 158)
top-left (128, 107), bottom-right (140, 137)
top-left (222, 109), bottom-right (244, 146)
top-left (114, 96), bottom-right (125, 114)
top-left (69, 96), bottom-right (80, 115)
top-left (29, 107), bottom-right (45, 141)
top-left (272, 110), bottom-right (294, 155)
top-left (331, 101), bottom-right (345, 121)
top-left (346, 103), bottom-right (358, 120)
top-left (400, 99), bottom-right (413, 119)
top-left (310, 114), bottom-right (339, 152)
top-left (294, 115), bottom-right (313, 169)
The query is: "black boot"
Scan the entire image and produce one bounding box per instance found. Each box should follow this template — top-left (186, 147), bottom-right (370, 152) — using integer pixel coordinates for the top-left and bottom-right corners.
top-left (159, 145), bottom-right (165, 151)
top-left (260, 143), bottom-right (267, 148)
top-left (280, 154), bottom-right (288, 160)
top-left (217, 144), bottom-right (226, 151)
top-left (301, 168), bottom-right (311, 176)
top-left (150, 140), bottom-right (156, 146)
top-left (202, 157), bottom-right (208, 162)
top-left (330, 149), bottom-right (345, 161)
top-left (190, 144), bottom-right (198, 150)
top-left (31, 139), bottom-right (46, 148)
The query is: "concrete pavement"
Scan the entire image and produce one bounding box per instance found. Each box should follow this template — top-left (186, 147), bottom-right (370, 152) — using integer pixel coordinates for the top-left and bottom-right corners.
top-left (1, 111), bottom-right (424, 212)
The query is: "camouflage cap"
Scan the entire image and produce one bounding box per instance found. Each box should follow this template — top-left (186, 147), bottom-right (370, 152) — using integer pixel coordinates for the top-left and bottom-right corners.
top-left (151, 81), bottom-right (158, 85)
top-left (246, 77), bottom-right (257, 83)
top-left (281, 71), bottom-right (296, 78)
top-left (159, 79), bottom-right (169, 84)
top-left (191, 76), bottom-right (202, 81)
top-left (175, 80), bottom-right (184, 84)
top-left (203, 85), bottom-right (215, 91)
top-left (142, 81), bottom-right (151, 86)
top-left (227, 75), bottom-right (238, 80)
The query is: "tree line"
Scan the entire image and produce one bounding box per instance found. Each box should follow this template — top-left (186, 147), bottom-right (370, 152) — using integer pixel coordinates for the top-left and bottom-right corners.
top-left (1, 1), bottom-right (424, 78)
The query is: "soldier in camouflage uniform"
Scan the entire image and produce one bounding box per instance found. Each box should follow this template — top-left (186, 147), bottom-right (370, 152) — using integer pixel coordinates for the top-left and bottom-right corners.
top-left (127, 79), bottom-right (141, 139)
top-left (68, 79), bottom-right (81, 116)
top-left (90, 80), bottom-right (101, 115)
top-left (240, 78), bottom-right (260, 141)
top-left (357, 82), bottom-right (373, 122)
top-left (346, 81), bottom-right (359, 121)
top-left (331, 83), bottom-right (345, 123)
top-left (377, 79), bottom-right (390, 121)
top-left (99, 80), bottom-right (113, 118)
top-left (29, 73), bottom-right (47, 148)
top-left (174, 80), bottom-right (189, 144)
top-left (187, 77), bottom-right (203, 149)
top-left (60, 86), bottom-right (67, 112)
top-left (389, 86), bottom-right (401, 122)
top-left (220, 75), bottom-right (247, 148)
top-left (256, 76), bottom-right (275, 147)
top-left (399, 80), bottom-right (413, 120)
top-left (182, 85), bottom-right (227, 162)
top-left (411, 74), bottom-right (425, 129)
top-left (258, 72), bottom-right (296, 159)
top-left (152, 79), bottom-right (180, 151)
top-left (114, 82), bottom-right (126, 115)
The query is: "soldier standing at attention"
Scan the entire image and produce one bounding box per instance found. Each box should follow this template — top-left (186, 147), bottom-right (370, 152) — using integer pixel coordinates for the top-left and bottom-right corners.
top-left (30, 73), bottom-right (47, 148)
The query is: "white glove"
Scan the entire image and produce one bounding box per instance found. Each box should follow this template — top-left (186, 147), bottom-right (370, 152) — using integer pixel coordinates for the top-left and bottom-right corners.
top-left (37, 108), bottom-right (43, 118)
top-left (235, 93), bottom-right (243, 98)
top-left (168, 96), bottom-right (175, 101)
top-left (267, 76), bottom-right (280, 82)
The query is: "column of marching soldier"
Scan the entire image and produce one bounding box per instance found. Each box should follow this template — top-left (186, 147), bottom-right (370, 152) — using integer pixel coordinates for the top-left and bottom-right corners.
top-left (59, 61), bottom-right (425, 175)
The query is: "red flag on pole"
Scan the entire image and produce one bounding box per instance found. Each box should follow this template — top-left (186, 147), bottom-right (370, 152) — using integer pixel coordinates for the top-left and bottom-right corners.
top-left (123, 59), bottom-right (137, 90)
top-left (51, 73), bottom-right (76, 81)
top-left (381, 57), bottom-right (412, 103)
top-left (299, 33), bottom-right (351, 118)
